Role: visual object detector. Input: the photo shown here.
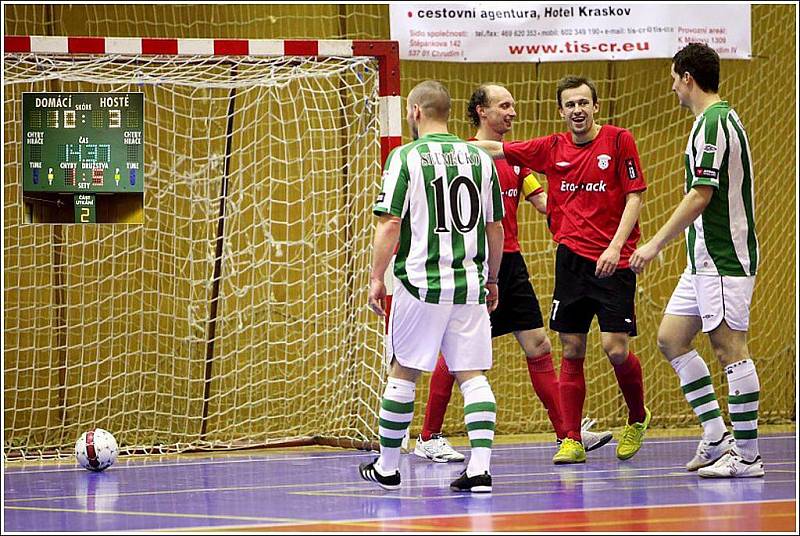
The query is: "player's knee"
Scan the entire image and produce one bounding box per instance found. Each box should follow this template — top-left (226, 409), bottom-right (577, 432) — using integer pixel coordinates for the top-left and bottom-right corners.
top-left (710, 343), bottom-right (747, 367)
top-left (656, 333), bottom-right (675, 358)
top-left (523, 333), bottom-right (552, 358)
top-left (562, 344), bottom-right (585, 361)
top-left (656, 328), bottom-right (688, 360)
top-left (604, 346), bottom-right (629, 365)
top-left (536, 337), bottom-right (552, 357)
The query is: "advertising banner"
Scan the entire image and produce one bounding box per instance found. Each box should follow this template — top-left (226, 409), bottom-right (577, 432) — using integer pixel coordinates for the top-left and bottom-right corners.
top-left (390, 3), bottom-right (751, 62)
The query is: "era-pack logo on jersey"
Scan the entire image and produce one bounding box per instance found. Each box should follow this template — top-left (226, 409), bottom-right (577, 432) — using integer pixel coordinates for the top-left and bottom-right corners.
top-left (597, 154), bottom-right (611, 170)
top-left (703, 144), bottom-right (718, 153)
top-left (625, 158), bottom-right (638, 180)
top-left (560, 180), bottom-right (607, 192)
top-left (695, 167), bottom-right (719, 179)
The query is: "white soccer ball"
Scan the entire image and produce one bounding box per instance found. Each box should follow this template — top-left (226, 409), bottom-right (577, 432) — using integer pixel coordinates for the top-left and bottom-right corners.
top-left (75, 428), bottom-right (118, 472)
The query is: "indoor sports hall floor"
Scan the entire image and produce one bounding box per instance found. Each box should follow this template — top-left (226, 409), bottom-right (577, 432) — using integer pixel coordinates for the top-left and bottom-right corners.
top-left (3, 428), bottom-right (796, 532)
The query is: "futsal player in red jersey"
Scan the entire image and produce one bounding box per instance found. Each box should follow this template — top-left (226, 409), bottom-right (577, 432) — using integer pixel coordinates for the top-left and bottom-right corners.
top-left (473, 76), bottom-right (650, 464)
top-left (412, 84), bottom-right (613, 465)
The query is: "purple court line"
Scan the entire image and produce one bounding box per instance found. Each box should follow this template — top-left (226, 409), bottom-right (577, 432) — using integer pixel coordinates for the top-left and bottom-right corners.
top-left (3, 434), bottom-right (796, 532)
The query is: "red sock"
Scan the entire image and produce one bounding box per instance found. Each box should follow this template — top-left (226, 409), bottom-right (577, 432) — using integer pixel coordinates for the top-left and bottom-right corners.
top-left (559, 357), bottom-right (585, 442)
top-left (526, 353), bottom-right (566, 439)
top-left (420, 354), bottom-right (454, 441)
top-left (613, 352), bottom-right (646, 424)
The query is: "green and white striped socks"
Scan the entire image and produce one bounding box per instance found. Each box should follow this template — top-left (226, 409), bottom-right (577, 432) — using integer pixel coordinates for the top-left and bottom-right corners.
top-left (461, 375), bottom-right (496, 477)
top-left (377, 377), bottom-right (415, 474)
top-left (670, 350), bottom-right (727, 441)
top-left (726, 359), bottom-right (760, 460)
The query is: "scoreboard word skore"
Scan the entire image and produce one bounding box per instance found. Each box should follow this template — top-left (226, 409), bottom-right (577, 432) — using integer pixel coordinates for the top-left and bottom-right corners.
top-left (23, 92), bottom-right (144, 194)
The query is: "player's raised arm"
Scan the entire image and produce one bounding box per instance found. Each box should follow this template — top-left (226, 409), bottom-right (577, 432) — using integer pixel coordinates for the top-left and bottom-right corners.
top-left (469, 139), bottom-right (505, 158)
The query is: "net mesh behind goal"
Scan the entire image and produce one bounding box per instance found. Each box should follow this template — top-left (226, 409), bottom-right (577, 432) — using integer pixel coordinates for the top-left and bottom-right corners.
top-left (4, 49), bottom-right (388, 457)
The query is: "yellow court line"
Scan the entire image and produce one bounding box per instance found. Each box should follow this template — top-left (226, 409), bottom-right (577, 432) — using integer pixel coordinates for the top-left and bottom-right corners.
top-left (3, 480), bottom-right (361, 503)
top-left (290, 478), bottom-right (796, 500)
top-left (0, 463), bottom-right (701, 503)
top-left (4, 505), bottom-right (307, 524)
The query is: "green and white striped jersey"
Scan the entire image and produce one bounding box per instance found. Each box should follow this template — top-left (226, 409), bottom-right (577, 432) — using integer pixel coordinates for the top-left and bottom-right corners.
top-left (374, 133), bottom-right (504, 304)
top-left (683, 101), bottom-right (758, 276)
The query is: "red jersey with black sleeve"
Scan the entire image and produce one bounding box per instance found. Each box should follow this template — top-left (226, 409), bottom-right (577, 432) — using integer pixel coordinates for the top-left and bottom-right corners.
top-left (503, 125), bottom-right (646, 268)
top-left (471, 137), bottom-right (542, 253)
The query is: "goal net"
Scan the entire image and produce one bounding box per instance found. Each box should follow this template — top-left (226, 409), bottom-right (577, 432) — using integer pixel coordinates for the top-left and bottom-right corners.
top-left (3, 38), bottom-right (400, 459)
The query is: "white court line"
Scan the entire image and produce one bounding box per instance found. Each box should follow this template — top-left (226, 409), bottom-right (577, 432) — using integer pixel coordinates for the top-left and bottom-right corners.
top-left (6, 463), bottom-right (796, 503)
top-left (5, 434), bottom-right (796, 475)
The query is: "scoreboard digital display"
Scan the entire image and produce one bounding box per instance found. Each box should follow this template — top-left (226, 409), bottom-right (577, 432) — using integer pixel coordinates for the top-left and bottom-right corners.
top-left (22, 92), bottom-right (144, 193)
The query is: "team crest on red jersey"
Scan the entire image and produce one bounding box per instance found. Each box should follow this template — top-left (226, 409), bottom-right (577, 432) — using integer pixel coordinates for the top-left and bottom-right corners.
top-left (597, 154), bottom-right (611, 170)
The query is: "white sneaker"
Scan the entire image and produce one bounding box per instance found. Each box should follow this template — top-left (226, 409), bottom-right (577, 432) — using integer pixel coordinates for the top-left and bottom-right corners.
top-left (400, 429), bottom-right (410, 453)
top-left (698, 451), bottom-right (765, 478)
top-left (413, 433), bottom-right (465, 463)
top-left (686, 431), bottom-right (734, 471)
top-left (580, 417), bottom-right (613, 452)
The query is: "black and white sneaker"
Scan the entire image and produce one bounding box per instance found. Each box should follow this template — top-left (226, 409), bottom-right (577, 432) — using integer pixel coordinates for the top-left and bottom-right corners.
top-left (687, 431), bottom-right (735, 471)
top-left (450, 469), bottom-right (492, 493)
top-left (359, 457), bottom-right (401, 490)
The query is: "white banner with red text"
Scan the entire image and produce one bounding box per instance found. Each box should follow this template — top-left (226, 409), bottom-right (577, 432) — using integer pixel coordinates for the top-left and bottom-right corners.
top-left (390, 3), bottom-right (751, 62)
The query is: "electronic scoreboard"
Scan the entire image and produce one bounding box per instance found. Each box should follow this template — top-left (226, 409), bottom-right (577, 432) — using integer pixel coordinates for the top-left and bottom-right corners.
top-left (22, 92), bottom-right (144, 195)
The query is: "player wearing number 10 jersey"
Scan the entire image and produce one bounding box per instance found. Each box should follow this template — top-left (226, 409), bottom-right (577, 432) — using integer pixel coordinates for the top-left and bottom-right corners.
top-left (376, 129), bottom-right (503, 304)
top-left (360, 80), bottom-right (504, 493)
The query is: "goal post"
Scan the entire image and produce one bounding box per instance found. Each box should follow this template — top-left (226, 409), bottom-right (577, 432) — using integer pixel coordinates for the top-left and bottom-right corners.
top-left (3, 36), bottom-right (401, 459)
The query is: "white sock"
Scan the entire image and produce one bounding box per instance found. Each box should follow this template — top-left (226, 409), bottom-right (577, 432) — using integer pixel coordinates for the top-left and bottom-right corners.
top-left (726, 359), bottom-right (760, 460)
top-left (460, 375), bottom-right (496, 477)
top-left (376, 376), bottom-right (415, 474)
top-left (670, 350), bottom-right (727, 441)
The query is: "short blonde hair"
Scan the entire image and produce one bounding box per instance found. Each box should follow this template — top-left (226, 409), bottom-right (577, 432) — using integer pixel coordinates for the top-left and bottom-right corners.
top-left (408, 80), bottom-right (451, 121)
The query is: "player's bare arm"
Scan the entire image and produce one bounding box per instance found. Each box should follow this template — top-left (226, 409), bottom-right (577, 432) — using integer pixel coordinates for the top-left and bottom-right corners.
top-left (469, 139), bottom-right (505, 159)
top-left (368, 214), bottom-right (402, 317)
top-left (630, 186), bottom-right (713, 274)
top-left (484, 220), bottom-right (504, 313)
top-left (595, 191), bottom-right (643, 278)
top-left (527, 191), bottom-right (547, 215)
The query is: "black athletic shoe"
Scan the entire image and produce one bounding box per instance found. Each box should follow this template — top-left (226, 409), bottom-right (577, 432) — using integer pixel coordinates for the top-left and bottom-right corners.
top-left (359, 457), bottom-right (401, 490)
top-left (450, 469), bottom-right (492, 493)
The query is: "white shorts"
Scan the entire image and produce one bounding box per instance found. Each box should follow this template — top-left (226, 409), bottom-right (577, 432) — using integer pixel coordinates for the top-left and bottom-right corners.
top-left (386, 281), bottom-right (493, 372)
top-left (665, 271), bottom-right (755, 332)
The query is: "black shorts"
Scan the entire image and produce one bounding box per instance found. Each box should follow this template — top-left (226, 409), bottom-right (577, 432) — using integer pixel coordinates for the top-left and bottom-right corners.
top-left (549, 244), bottom-right (637, 336)
top-left (490, 251), bottom-right (545, 337)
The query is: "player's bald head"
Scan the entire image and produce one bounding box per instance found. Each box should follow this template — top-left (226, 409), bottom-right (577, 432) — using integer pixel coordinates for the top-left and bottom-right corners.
top-left (407, 80), bottom-right (451, 121)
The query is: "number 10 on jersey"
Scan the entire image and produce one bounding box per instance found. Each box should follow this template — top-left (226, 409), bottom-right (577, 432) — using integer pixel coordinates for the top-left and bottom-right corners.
top-left (431, 174), bottom-right (481, 234)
